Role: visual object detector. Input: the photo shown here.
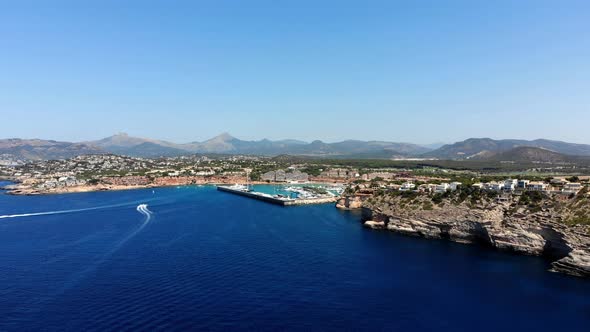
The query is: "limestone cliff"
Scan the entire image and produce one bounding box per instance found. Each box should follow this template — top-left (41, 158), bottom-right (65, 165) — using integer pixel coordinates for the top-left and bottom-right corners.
top-left (336, 196), bottom-right (364, 210)
top-left (357, 193), bottom-right (590, 278)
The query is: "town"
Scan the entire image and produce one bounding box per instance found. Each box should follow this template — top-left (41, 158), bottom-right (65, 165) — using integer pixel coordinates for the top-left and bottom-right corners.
top-left (1, 154), bottom-right (588, 202)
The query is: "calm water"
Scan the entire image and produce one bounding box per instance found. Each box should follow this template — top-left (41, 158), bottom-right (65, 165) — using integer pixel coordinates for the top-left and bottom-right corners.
top-left (0, 181), bottom-right (589, 331)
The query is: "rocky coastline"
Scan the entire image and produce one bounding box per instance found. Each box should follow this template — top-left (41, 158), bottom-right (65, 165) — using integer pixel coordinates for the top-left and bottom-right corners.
top-left (337, 194), bottom-right (590, 278)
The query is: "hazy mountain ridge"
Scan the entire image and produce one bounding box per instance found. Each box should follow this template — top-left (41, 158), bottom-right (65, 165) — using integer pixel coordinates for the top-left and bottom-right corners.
top-left (3, 134), bottom-right (590, 161)
top-left (0, 139), bottom-right (105, 160)
top-left (85, 133), bottom-right (432, 158)
top-left (425, 138), bottom-right (590, 159)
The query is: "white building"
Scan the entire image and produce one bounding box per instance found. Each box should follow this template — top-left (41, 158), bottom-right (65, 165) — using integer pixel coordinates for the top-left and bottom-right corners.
top-left (504, 179), bottom-right (518, 191)
top-left (488, 182), bottom-right (505, 191)
top-left (435, 183), bottom-right (450, 193)
top-left (449, 182), bottom-right (462, 191)
top-left (400, 182), bottom-right (416, 191)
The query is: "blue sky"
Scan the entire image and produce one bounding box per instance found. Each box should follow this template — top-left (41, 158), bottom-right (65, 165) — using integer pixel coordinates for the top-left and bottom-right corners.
top-left (1, 0), bottom-right (588, 144)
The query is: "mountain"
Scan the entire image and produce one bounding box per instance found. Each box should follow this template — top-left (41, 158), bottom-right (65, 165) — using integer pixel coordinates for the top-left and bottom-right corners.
top-left (87, 133), bottom-right (432, 158)
top-left (0, 139), bottom-right (105, 160)
top-left (88, 132), bottom-right (180, 150)
top-left (191, 132), bottom-right (241, 153)
top-left (476, 146), bottom-right (571, 163)
top-left (111, 142), bottom-right (189, 158)
top-left (425, 138), bottom-right (590, 160)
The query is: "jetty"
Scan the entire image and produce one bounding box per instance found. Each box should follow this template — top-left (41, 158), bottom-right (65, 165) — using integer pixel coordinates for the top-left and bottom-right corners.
top-left (217, 185), bottom-right (337, 206)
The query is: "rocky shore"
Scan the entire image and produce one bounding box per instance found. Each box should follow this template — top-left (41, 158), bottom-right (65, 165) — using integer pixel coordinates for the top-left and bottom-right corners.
top-left (338, 194), bottom-right (590, 278)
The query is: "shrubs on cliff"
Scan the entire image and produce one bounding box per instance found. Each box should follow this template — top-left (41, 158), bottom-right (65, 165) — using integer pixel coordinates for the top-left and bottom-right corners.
top-left (518, 191), bottom-right (545, 206)
top-left (87, 178), bottom-right (100, 185)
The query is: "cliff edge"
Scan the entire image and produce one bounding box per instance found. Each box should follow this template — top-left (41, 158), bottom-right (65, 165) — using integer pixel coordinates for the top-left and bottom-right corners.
top-left (342, 190), bottom-right (590, 278)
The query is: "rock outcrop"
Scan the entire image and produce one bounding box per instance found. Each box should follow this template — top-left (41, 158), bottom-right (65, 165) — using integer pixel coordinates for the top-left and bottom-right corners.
top-left (363, 220), bottom-right (386, 229)
top-left (551, 250), bottom-right (590, 277)
top-left (336, 196), bottom-right (364, 210)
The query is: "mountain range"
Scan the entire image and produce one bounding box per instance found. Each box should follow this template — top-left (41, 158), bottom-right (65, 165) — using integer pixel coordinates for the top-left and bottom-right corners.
top-left (83, 133), bottom-right (433, 158)
top-left (1, 133), bottom-right (590, 162)
top-left (0, 139), bottom-right (104, 161)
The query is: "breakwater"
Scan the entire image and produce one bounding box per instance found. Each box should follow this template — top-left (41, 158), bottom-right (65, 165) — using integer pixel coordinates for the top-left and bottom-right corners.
top-left (217, 186), bottom-right (337, 206)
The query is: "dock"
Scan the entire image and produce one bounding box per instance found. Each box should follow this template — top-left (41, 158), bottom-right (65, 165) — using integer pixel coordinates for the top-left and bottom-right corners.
top-left (217, 186), bottom-right (337, 206)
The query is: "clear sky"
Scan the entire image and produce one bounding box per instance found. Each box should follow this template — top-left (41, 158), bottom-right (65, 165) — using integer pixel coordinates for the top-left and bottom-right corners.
top-left (1, 0), bottom-right (589, 144)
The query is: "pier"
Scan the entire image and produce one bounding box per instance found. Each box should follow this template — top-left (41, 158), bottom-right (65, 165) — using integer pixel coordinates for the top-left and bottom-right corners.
top-left (217, 186), bottom-right (337, 206)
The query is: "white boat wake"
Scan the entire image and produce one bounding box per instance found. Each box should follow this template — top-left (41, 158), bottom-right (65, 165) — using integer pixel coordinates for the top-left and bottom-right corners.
top-left (9, 203), bottom-right (156, 317)
top-left (136, 203), bottom-right (152, 222)
top-left (0, 201), bottom-right (147, 220)
top-left (103, 204), bottom-right (153, 255)
top-left (56, 204), bottom-right (154, 293)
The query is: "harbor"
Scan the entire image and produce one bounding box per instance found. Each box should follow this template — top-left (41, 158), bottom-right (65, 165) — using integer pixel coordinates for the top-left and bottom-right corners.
top-left (217, 184), bottom-right (339, 206)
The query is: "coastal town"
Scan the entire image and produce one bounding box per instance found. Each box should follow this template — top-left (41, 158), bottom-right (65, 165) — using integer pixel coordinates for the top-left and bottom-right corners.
top-left (1, 153), bottom-right (589, 200)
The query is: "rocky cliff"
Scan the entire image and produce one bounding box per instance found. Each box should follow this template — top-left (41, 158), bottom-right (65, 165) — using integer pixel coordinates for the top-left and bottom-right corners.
top-left (355, 193), bottom-right (590, 278)
top-left (336, 196), bottom-right (364, 210)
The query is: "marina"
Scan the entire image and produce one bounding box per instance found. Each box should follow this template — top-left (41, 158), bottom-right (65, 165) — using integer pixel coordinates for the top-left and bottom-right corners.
top-left (217, 184), bottom-right (338, 206)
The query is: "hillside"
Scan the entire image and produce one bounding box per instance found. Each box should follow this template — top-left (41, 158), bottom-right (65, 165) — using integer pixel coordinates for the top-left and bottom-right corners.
top-left (105, 142), bottom-right (189, 158)
top-left (88, 133), bottom-right (182, 149)
top-left (0, 139), bottom-right (105, 160)
top-left (487, 146), bottom-right (571, 163)
top-left (425, 138), bottom-right (590, 159)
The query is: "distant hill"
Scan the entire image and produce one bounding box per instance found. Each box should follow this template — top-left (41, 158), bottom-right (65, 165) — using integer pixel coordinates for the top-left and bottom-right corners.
top-left (478, 146), bottom-right (571, 163)
top-left (106, 142), bottom-right (189, 158)
top-left (88, 132), bottom-right (180, 149)
top-left (0, 139), bottom-right (105, 160)
top-left (425, 138), bottom-right (590, 159)
top-left (86, 132), bottom-right (432, 158)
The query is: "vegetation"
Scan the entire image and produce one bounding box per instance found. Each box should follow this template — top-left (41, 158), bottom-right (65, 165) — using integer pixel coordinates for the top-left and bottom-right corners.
top-left (518, 191), bottom-right (545, 206)
top-left (300, 165), bottom-right (323, 177)
top-left (272, 155), bottom-right (590, 174)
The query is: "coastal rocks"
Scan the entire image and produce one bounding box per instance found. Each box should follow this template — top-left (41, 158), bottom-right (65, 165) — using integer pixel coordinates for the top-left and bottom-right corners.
top-left (551, 250), bottom-right (590, 277)
top-left (336, 196), bottom-right (364, 210)
top-left (386, 217), bottom-right (426, 236)
top-left (550, 226), bottom-right (590, 277)
top-left (363, 220), bottom-right (386, 229)
top-left (447, 221), bottom-right (491, 244)
top-left (375, 215), bottom-right (492, 244)
top-left (487, 225), bottom-right (546, 255)
top-left (360, 199), bottom-right (590, 278)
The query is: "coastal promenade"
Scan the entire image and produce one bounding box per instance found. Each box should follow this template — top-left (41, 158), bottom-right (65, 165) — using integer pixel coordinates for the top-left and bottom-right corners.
top-left (217, 186), bottom-right (337, 206)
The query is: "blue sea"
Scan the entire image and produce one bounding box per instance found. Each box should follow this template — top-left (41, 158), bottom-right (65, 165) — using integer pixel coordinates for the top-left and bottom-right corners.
top-left (0, 181), bottom-right (589, 331)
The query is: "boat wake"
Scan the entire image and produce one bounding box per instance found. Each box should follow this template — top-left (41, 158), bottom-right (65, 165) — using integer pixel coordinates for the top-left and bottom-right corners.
top-left (8, 203), bottom-right (156, 318)
top-left (136, 204), bottom-right (152, 222)
top-left (103, 204), bottom-right (152, 255)
top-left (56, 204), bottom-right (154, 292)
top-left (0, 201), bottom-right (147, 220)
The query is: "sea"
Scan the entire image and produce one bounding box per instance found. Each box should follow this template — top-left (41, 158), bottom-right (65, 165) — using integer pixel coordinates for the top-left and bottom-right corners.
top-left (0, 181), bottom-right (589, 331)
